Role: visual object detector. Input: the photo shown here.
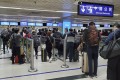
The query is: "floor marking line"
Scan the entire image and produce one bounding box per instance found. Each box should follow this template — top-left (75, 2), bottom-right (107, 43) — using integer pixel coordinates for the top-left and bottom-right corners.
top-left (0, 65), bottom-right (107, 80)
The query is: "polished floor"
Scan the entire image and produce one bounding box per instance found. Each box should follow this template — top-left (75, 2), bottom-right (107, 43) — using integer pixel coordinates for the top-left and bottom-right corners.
top-left (0, 48), bottom-right (107, 80)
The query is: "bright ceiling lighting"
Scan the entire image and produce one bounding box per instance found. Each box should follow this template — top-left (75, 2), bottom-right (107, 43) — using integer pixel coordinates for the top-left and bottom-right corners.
top-left (114, 14), bottom-right (120, 16)
top-left (0, 6), bottom-right (77, 14)
top-left (0, 14), bottom-right (60, 19)
top-left (74, 18), bottom-right (89, 20)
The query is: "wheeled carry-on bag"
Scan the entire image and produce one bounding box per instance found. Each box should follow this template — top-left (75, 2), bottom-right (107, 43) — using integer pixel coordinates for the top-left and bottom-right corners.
top-left (41, 44), bottom-right (47, 62)
top-left (82, 52), bottom-right (94, 74)
top-left (73, 50), bottom-right (79, 62)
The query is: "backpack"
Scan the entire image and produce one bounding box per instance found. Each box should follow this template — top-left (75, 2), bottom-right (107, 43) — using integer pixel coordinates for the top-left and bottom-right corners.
top-left (10, 34), bottom-right (21, 48)
top-left (88, 29), bottom-right (99, 46)
top-left (33, 36), bottom-right (40, 47)
top-left (1, 30), bottom-right (10, 40)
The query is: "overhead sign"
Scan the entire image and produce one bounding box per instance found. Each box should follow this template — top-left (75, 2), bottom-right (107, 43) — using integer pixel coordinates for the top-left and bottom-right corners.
top-left (78, 2), bottom-right (114, 17)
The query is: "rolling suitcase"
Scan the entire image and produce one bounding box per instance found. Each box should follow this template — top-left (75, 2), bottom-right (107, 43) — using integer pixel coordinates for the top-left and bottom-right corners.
top-left (82, 52), bottom-right (94, 74)
top-left (73, 50), bottom-right (79, 62)
top-left (41, 44), bottom-right (47, 62)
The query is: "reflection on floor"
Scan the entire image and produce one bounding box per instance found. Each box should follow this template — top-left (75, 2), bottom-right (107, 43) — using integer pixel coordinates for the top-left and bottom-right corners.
top-left (0, 49), bottom-right (107, 80)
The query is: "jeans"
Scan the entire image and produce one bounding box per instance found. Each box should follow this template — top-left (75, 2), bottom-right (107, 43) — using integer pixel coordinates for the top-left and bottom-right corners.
top-left (87, 46), bottom-right (99, 76)
top-left (67, 42), bottom-right (74, 61)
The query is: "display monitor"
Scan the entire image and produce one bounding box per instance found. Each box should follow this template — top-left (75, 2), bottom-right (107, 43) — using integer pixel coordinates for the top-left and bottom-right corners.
top-left (83, 24), bottom-right (88, 27)
top-left (1, 22), bottom-right (9, 25)
top-left (53, 23), bottom-right (58, 26)
top-left (20, 22), bottom-right (27, 26)
top-left (36, 23), bottom-right (43, 26)
top-left (95, 24), bottom-right (100, 27)
top-left (104, 24), bottom-right (110, 28)
top-left (47, 23), bottom-right (52, 26)
top-left (10, 22), bottom-right (18, 26)
top-left (100, 24), bottom-right (104, 27)
top-left (72, 24), bottom-right (78, 26)
top-left (78, 2), bottom-right (114, 17)
top-left (110, 25), bottom-right (113, 27)
top-left (43, 23), bottom-right (47, 26)
top-left (78, 24), bottom-right (83, 27)
top-left (28, 22), bottom-right (35, 26)
top-left (58, 23), bottom-right (62, 27)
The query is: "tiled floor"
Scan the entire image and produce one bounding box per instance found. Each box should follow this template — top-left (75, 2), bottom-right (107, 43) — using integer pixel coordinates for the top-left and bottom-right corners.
top-left (0, 48), bottom-right (107, 80)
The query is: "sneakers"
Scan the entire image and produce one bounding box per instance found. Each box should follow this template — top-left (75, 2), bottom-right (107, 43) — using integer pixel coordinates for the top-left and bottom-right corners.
top-left (87, 75), bottom-right (93, 79)
top-left (94, 75), bottom-right (97, 78)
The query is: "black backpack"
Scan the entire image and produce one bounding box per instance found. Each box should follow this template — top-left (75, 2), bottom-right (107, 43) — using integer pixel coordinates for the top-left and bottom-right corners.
top-left (33, 36), bottom-right (40, 47)
top-left (10, 34), bottom-right (21, 48)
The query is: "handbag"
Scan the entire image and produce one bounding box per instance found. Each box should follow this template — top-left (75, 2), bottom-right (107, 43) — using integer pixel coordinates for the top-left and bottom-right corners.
top-left (99, 37), bottom-right (120, 59)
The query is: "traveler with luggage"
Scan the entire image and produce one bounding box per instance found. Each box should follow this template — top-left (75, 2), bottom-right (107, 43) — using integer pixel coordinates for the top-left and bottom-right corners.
top-left (46, 31), bottom-right (53, 59)
top-left (83, 22), bottom-right (101, 78)
top-left (1, 28), bottom-right (10, 54)
top-left (53, 28), bottom-right (63, 57)
top-left (104, 23), bottom-right (120, 80)
top-left (10, 28), bottom-right (23, 64)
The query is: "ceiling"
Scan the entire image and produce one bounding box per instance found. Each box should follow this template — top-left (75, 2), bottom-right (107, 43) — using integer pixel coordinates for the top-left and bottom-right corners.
top-left (0, 0), bottom-right (119, 24)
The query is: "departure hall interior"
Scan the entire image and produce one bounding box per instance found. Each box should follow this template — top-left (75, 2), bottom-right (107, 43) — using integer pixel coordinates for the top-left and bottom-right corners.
top-left (0, 0), bottom-right (120, 80)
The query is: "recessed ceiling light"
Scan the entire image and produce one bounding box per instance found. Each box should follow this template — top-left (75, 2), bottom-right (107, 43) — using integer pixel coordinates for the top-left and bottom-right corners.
top-left (114, 14), bottom-right (120, 16)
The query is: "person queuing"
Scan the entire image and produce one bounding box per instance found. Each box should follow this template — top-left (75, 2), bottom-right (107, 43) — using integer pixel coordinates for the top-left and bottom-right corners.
top-left (52, 28), bottom-right (63, 57)
top-left (10, 28), bottom-right (23, 64)
top-left (1, 28), bottom-right (10, 54)
top-left (83, 22), bottom-right (101, 78)
top-left (32, 31), bottom-right (40, 59)
top-left (66, 29), bottom-right (75, 62)
top-left (45, 31), bottom-right (53, 59)
top-left (104, 23), bottom-right (120, 80)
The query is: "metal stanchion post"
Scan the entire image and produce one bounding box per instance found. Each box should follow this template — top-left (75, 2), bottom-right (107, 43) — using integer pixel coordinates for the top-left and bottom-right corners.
top-left (26, 39), bottom-right (29, 63)
top-left (28, 39), bottom-right (37, 72)
top-left (0, 37), bottom-right (2, 55)
top-left (51, 38), bottom-right (57, 61)
top-left (61, 36), bottom-right (69, 68)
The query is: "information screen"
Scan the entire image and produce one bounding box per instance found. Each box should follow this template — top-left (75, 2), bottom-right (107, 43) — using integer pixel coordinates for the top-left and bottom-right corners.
top-left (47, 23), bottom-right (53, 26)
top-left (10, 22), bottom-right (18, 26)
top-left (28, 22), bottom-right (35, 26)
top-left (78, 24), bottom-right (83, 27)
top-left (1, 22), bottom-right (9, 25)
top-left (72, 24), bottom-right (78, 26)
top-left (36, 23), bottom-right (43, 26)
top-left (20, 22), bottom-right (27, 26)
top-left (78, 2), bottom-right (114, 17)
top-left (53, 24), bottom-right (58, 26)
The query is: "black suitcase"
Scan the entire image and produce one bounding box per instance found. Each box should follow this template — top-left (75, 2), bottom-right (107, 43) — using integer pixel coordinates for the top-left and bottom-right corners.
top-left (41, 48), bottom-right (47, 62)
top-left (73, 50), bottom-right (79, 62)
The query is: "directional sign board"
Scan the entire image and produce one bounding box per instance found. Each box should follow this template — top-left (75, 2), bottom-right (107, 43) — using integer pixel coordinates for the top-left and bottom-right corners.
top-left (78, 2), bottom-right (114, 17)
